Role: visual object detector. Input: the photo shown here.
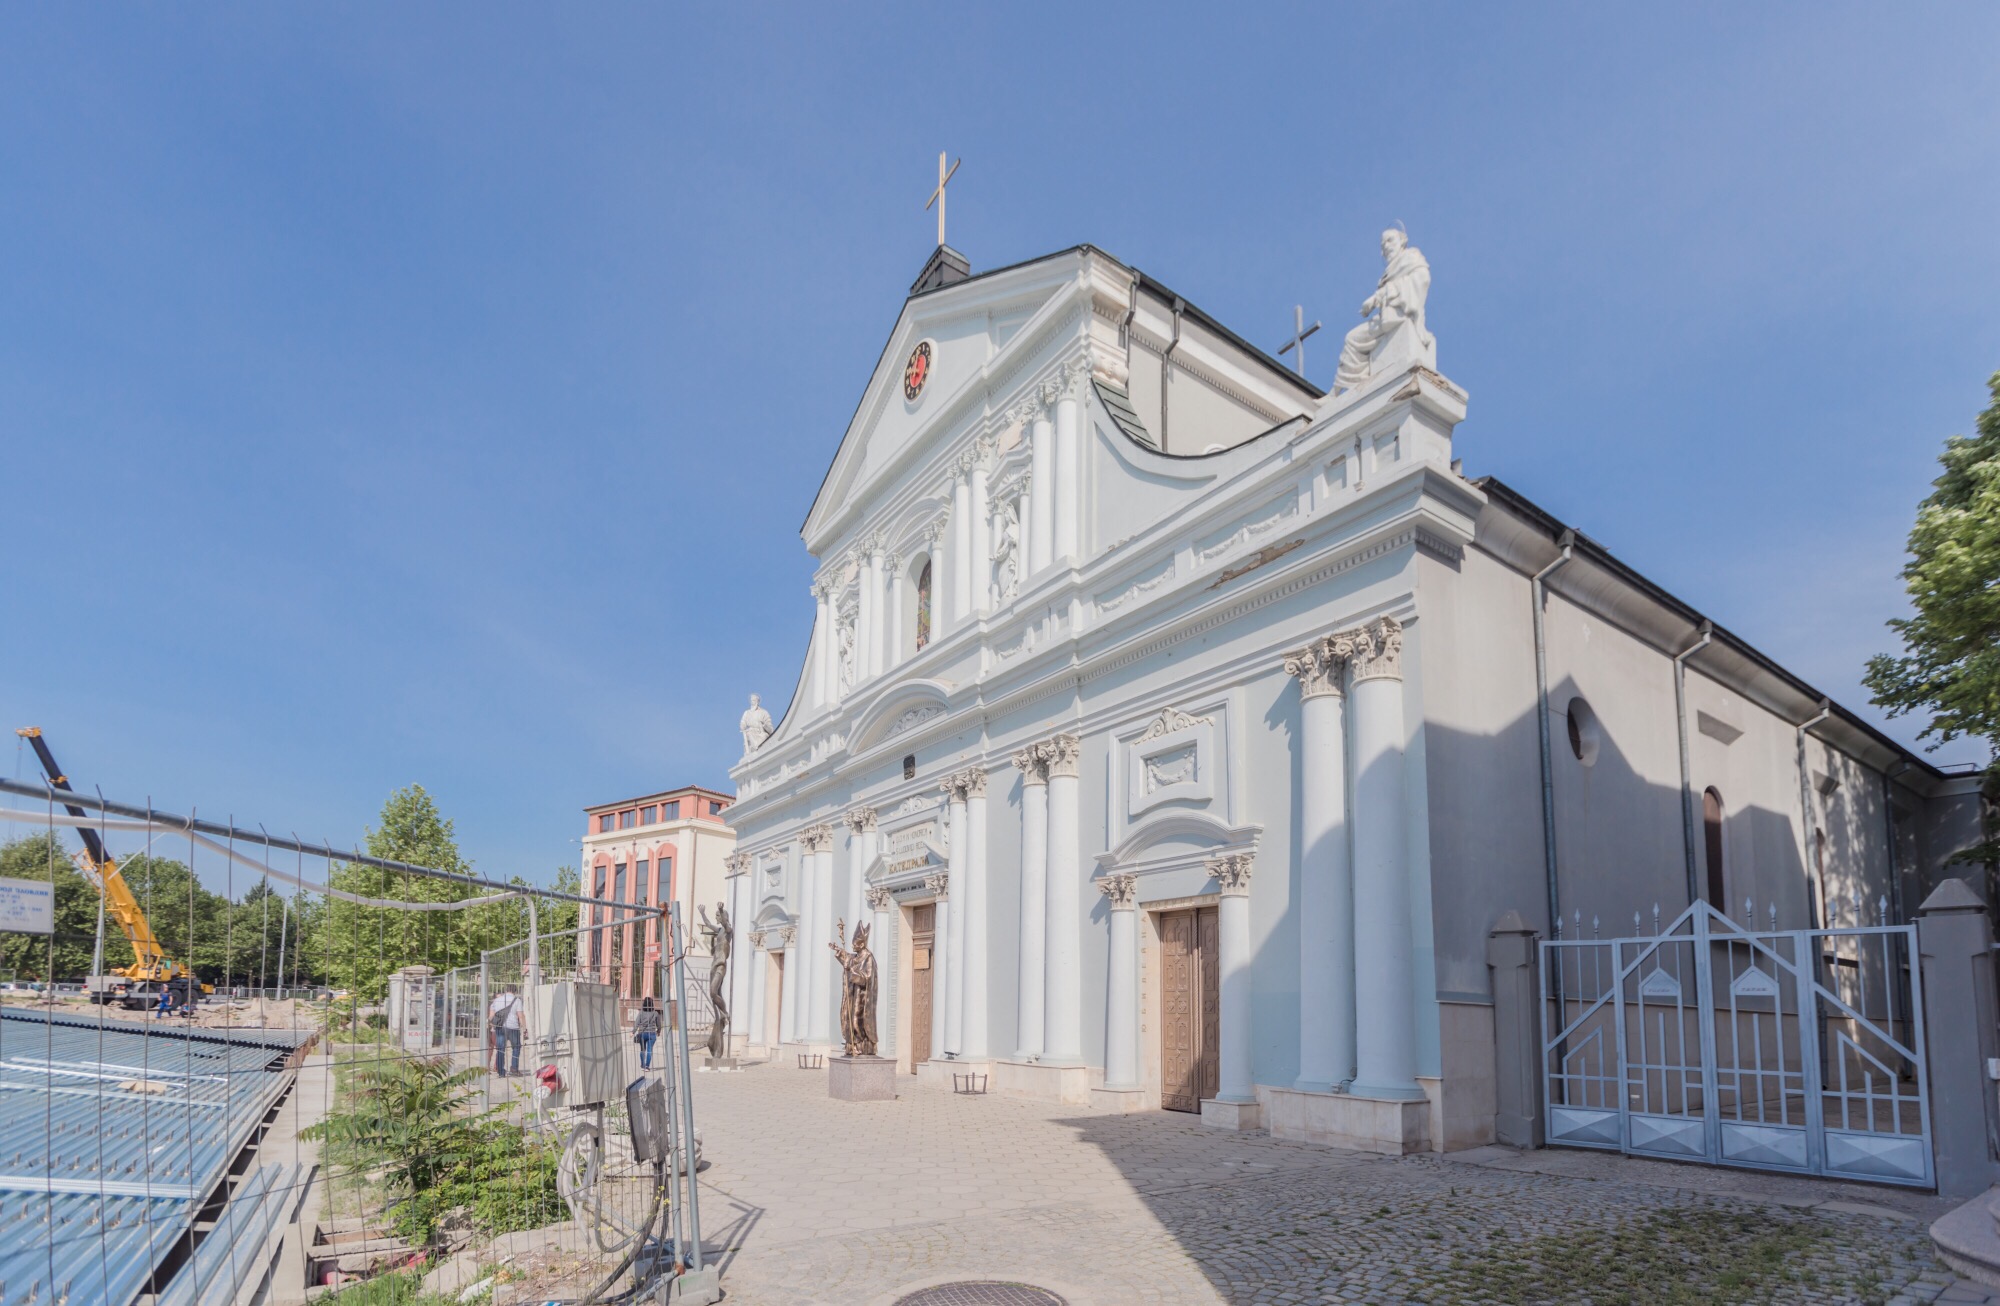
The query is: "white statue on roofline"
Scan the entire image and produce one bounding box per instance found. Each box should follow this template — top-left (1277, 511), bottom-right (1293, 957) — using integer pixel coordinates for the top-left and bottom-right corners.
top-left (739, 693), bottom-right (774, 754)
top-left (1334, 226), bottom-right (1434, 394)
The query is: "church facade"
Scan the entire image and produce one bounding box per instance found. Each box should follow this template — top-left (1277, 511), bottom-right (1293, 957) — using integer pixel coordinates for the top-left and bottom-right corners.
top-left (720, 237), bottom-right (1982, 1153)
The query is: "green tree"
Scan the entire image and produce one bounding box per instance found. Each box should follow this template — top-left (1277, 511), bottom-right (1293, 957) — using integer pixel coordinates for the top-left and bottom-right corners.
top-left (0, 833), bottom-right (99, 981)
top-left (1866, 371), bottom-right (2000, 861)
top-left (322, 785), bottom-right (494, 999)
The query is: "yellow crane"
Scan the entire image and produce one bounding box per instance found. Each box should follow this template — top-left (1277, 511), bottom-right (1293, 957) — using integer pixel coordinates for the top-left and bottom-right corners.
top-left (14, 727), bottom-right (209, 1008)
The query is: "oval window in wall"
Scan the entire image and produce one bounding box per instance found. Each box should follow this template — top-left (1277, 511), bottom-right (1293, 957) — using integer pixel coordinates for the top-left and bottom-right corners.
top-left (1565, 696), bottom-right (1602, 766)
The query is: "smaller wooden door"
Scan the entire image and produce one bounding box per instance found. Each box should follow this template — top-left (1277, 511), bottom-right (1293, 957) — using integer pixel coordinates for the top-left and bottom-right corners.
top-left (908, 903), bottom-right (936, 1069)
top-left (1159, 906), bottom-right (1220, 1113)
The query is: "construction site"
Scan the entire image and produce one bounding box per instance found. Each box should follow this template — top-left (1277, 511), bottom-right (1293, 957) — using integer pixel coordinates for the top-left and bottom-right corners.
top-left (0, 734), bottom-right (722, 1306)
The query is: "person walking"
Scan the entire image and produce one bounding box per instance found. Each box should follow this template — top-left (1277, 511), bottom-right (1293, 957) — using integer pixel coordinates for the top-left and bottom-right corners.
top-left (488, 984), bottom-right (524, 1077)
top-left (634, 997), bottom-right (662, 1071)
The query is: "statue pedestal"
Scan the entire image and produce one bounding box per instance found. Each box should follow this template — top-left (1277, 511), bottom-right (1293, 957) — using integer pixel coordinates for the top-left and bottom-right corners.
top-left (828, 1055), bottom-right (896, 1101)
top-left (703, 1055), bottom-right (738, 1071)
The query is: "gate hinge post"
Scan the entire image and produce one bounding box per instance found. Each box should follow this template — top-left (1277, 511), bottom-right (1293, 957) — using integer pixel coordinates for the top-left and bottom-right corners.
top-left (1919, 878), bottom-right (1999, 1200)
top-left (1488, 910), bottom-right (1544, 1150)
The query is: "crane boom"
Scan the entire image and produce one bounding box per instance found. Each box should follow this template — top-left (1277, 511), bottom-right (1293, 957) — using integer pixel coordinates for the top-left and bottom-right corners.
top-left (14, 728), bottom-right (181, 987)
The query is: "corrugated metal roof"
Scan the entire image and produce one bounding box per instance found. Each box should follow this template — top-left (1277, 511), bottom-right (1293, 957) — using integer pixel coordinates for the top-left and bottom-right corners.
top-left (0, 1010), bottom-right (309, 1306)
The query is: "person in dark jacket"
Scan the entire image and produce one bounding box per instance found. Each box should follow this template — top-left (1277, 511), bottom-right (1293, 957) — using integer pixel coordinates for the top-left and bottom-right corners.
top-left (634, 997), bottom-right (663, 1070)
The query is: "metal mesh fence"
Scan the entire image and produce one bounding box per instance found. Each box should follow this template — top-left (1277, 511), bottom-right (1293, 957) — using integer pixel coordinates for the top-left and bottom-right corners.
top-left (0, 781), bottom-right (714, 1306)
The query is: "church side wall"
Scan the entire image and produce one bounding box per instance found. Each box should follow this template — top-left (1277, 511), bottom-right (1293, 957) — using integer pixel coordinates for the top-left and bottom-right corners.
top-left (1414, 544), bottom-right (1548, 1000)
top-left (1428, 531), bottom-right (1922, 983)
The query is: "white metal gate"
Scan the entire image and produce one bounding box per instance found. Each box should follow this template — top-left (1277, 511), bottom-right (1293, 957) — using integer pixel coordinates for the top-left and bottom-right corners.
top-left (1541, 899), bottom-right (1932, 1186)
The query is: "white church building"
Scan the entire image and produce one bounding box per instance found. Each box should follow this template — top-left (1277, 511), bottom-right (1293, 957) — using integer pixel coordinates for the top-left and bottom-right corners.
top-left (718, 234), bottom-right (1982, 1156)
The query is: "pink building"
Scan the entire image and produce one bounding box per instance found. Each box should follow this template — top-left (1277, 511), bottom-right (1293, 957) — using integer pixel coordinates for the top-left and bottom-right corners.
top-left (581, 785), bottom-right (737, 1002)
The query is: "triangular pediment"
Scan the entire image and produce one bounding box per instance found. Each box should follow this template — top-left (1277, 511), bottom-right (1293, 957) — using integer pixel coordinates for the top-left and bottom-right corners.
top-left (801, 246), bottom-right (1095, 550)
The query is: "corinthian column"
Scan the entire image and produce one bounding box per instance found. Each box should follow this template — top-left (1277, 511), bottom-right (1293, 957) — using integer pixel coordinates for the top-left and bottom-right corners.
top-left (951, 469), bottom-right (973, 623)
top-left (1054, 366), bottom-right (1084, 563)
top-left (1285, 634), bottom-right (1356, 1092)
top-left (725, 854), bottom-right (754, 1052)
top-left (1043, 734), bottom-right (1084, 1064)
top-left (866, 541), bottom-right (887, 679)
top-left (856, 547), bottom-right (877, 686)
top-left (1098, 873), bottom-right (1140, 1089)
top-left (747, 928), bottom-right (768, 1046)
top-left (1027, 398), bottom-right (1053, 574)
top-left (844, 807), bottom-right (877, 943)
top-left (960, 766), bottom-right (990, 1059)
top-left (1208, 853), bottom-right (1257, 1105)
top-left (867, 884), bottom-right (895, 1057)
top-left (884, 554), bottom-right (905, 670)
top-left (969, 442), bottom-right (993, 616)
top-left (778, 924), bottom-right (800, 1044)
top-left (1347, 616), bottom-right (1422, 1099)
top-left (802, 824), bottom-right (836, 1046)
top-left (941, 775), bottom-right (969, 1057)
top-left (925, 871), bottom-right (950, 1062)
top-left (812, 581), bottom-right (833, 708)
top-left (1013, 744), bottom-right (1049, 1060)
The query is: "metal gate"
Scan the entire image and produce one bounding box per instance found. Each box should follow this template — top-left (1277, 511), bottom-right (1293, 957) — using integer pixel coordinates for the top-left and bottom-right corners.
top-left (1541, 898), bottom-right (1931, 1186)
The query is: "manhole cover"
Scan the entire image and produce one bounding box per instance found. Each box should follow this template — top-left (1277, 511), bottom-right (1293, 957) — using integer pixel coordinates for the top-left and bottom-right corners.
top-left (893, 1283), bottom-right (1068, 1306)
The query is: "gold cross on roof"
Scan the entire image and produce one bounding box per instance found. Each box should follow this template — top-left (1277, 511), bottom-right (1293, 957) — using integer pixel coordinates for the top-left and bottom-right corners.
top-left (926, 151), bottom-right (961, 248)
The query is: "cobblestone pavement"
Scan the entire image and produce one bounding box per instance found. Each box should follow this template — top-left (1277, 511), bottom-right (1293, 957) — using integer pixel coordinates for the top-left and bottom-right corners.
top-left (689, 1059), bottom-right (1993, 1305)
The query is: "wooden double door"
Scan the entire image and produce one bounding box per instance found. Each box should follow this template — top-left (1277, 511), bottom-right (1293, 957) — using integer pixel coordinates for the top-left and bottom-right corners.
top-left (908, 903), bottom-right (936, 1070)
top-left (1158, 905), bottom-right (1220, 1113)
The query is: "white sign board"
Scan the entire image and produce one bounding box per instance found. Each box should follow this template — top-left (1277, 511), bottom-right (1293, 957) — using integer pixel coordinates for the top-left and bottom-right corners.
top-left (0, 877), bottom-right (55, 935)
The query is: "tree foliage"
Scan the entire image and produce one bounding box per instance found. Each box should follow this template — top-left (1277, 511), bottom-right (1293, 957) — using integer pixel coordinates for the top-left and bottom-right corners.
top-left (1866, 371), bottom-right (2000, 857)
top-left (2, 783), bottom-right (569, 991)
top-left (301, 1054), bottom-right (563, 1245)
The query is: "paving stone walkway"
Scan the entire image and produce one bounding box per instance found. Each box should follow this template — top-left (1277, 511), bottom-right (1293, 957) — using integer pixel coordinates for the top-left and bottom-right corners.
top-left (689, 1059), bottom-right (1992, 1305)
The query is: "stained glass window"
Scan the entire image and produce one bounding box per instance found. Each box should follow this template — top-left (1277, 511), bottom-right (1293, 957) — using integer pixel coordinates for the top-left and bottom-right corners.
top-left (915, 560), bottom-right (933, 652)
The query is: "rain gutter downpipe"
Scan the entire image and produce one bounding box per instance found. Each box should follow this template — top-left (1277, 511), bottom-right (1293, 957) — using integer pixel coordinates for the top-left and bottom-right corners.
top-left (1797, 699), bottom-right (1833, 928)
top-left (1533, 530), bottom-right (1576, 942)
top-left (1161, 297), bottom-right (1185, 452)
top-left (1674, 621), bottom-right (1715, 908)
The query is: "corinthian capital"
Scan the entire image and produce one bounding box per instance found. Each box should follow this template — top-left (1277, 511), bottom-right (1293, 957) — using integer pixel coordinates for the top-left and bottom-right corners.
top-left (1207, 852), bottom-right (1254, 897)
top-left (1096, 872), bottom-right (1138, 909)
top-left (844, 806), bottom-right (878, 834)
top-left (1043, 733), bottom-right (1082, 779)
top-left (724, 852), bottom-right (751, 876)
top-left (956, 766), bottom-right (988, 799)
top-left (1284, 632), bottom-right (1355, 700)
top-left (1349, 615), bottom-right (1405, 684)
top-left (865, 884), bottom-right (894, 913)
top-left (800, 824), bottom-right (834, 853)
top-left (1012, 742), bottom-right (1049, 784)
top-left (923, 871), bottom-right (950, 900)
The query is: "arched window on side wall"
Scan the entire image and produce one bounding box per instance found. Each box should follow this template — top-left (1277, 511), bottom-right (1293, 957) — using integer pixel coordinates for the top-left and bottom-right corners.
top-left (1702, 788), bottom-right (1727, 910)
top-left (915, 560), bottom-right (933, 653)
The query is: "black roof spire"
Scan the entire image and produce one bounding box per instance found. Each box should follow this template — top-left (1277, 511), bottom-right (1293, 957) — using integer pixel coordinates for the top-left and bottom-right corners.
top-left (910, 244), bottom-right (971, 296)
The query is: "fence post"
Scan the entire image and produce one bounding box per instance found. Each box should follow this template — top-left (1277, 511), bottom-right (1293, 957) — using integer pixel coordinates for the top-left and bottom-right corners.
top-left (1918, 876), bottom-right (1999, 1200)
top-left (1487, 909), bottom-right (1544, 1149)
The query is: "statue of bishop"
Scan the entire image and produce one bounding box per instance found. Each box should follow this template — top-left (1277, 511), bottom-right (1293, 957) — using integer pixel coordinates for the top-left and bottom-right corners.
top-left (1335, 228), bottom-right (1433, 393)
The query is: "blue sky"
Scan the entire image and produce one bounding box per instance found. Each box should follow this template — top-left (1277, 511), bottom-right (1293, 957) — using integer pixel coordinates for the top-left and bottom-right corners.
top-left (2, 5), bottom-right (1995, 889)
